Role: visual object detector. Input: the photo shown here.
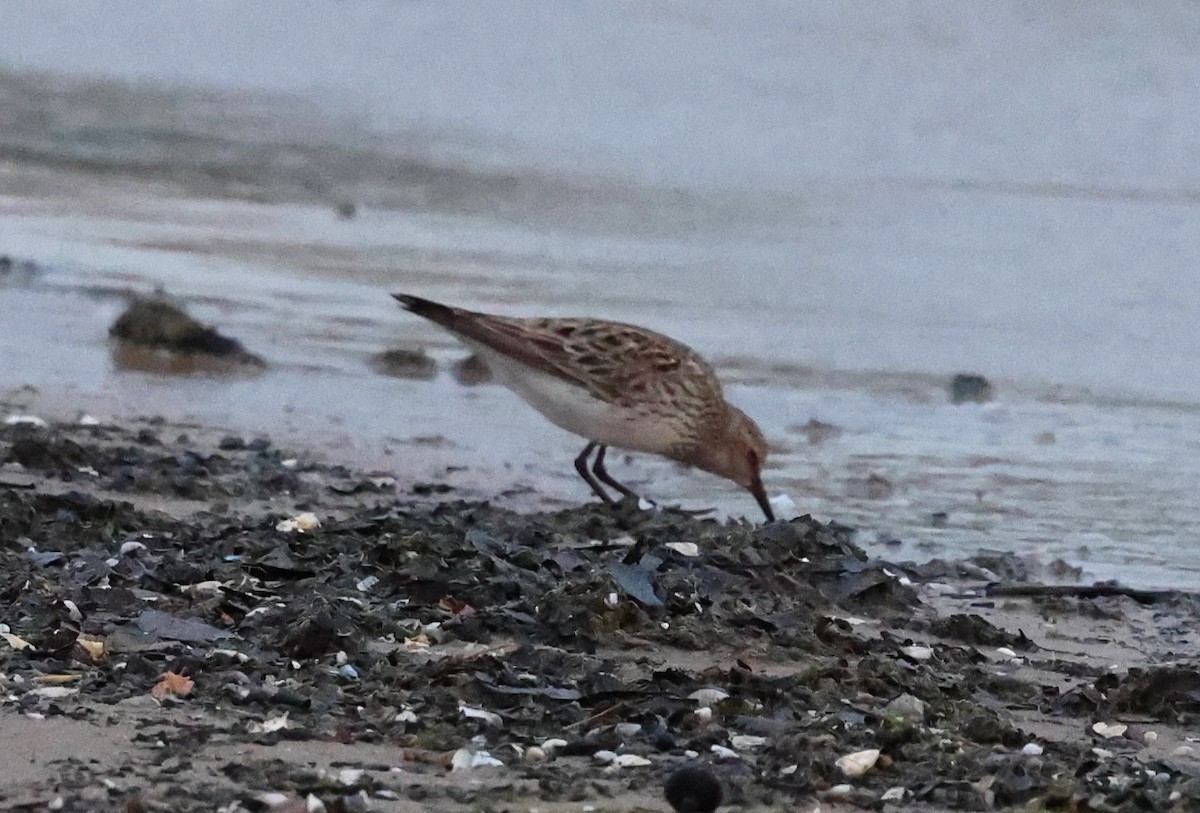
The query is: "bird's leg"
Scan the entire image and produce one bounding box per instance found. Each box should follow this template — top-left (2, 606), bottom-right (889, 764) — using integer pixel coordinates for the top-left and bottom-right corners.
top-left (574, 442), bottom-right (615, 503)
top-left (591, 445), bottom-right (642, 502)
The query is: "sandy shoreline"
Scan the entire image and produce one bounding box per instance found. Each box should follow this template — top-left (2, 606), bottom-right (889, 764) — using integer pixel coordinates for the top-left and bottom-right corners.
top-left (2, 408), bottom-right (1199, 812)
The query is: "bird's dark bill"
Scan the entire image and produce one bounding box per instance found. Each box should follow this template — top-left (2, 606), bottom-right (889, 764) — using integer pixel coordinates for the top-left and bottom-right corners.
top-left (750, 474), bottom-right (774, 522)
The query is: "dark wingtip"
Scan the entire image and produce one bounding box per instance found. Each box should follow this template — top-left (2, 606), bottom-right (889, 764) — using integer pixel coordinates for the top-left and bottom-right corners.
top-left (392, 293), bottom-right (458, 324)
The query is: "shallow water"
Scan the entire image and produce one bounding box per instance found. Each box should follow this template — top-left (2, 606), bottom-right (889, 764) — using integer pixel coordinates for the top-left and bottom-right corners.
top-left (2, 5), bottom-right (1200, 587)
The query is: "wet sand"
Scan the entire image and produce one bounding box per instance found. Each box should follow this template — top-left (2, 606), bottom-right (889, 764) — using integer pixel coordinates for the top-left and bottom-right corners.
top-left (2, 413), bottom-right (1200, 812)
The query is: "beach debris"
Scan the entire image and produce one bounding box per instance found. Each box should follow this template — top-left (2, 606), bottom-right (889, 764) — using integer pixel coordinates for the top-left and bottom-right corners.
top-left (540, 738), bottom-right (568, 755)
top-left (77, 637), bottom-right (105, 661)
top-left (689, 688), bottom-right (730, 706)
top-left (276, 512), bottom-right (321, 533)
top-left (30, 686), bottom-right (78, 699)
top-left (459, 704), bottom-right (502, 727)
top-left (0, 416), bottom-right (1194, 811)
top-left (248, 713), bottom-right (291, 734)
top-left (1, 631), bottom-right (34, 651)
top-left (609, 561), bottom-right (662, 606)
top-left (151, 671), bottom-right (195, 700)
top-left (836, 748), bottom-right (880, 778)
top-left (730, 735), bottom-right (767, 750)
top-left (710, 745), bottom-right (739, 761)
top-left (450, 748), bottom-right (503, 771)
top-left (883, 693), bottom-right (926, 724)
top-left (135, 609), bottom-right (232, 643)
top-left (613, 753), bottom-right (652, 768)
top-left (1092, 722), bottom-right (1128, 739)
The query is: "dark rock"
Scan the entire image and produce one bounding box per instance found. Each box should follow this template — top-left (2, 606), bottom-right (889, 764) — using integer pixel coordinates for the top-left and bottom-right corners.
top-left (950, 373), bottom-right (994, 404)
top-left (451, 352), bottom-right (493, 386)
top-left (665, 766), bottom-right (723, 813)
top-left (109, 295), bottom-right (265, 368)
top-left (368, 347), bottom-right (438, 380)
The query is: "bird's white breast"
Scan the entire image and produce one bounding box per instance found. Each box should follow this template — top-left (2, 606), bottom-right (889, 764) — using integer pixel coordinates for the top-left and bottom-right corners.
top-left (467, 344), bottom-right (683, 455)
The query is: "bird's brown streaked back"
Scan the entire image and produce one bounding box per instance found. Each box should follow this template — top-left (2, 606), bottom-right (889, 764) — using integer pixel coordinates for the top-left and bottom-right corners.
top-left (393, 293), bottom-right (775, 520)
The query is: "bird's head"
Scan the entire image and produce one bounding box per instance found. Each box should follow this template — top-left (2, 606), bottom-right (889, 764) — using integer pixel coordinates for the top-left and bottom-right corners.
top-left (692, 405), bottom-right (774, 521)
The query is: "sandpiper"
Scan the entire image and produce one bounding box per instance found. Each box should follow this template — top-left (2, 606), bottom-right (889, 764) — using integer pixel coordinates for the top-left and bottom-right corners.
top-left (393, 294), bottom-right (774, 521)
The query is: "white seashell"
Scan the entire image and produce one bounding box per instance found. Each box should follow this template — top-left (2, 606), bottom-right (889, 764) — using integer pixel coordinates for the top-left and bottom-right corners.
top-left (592, 750), bottom-right (617, 764)
top-left (614, 722), bottom-right (642, 739)
top-left (256, 792), bottom-right (292, 808)
top-left (524, 746), bottom-right (547, 764)
top-left (541, 738), bottom-right (568, 754)
top-left (248, 713), bottom-right (290, 733)
top-left (899, 645), bottom-right (933, 660)
top-left (4, 415), bottom-right (47, 427)
top-left (1092, 747), bottom-right (1114, 759)
top-left (78, 415), bottom-right (101, 426)
top-left (337, 768), bottom-right (364, 785)
top-left (835, 748), bottom-right (880, 778)
top-left (31, 686), bottom-right (78, 699)
top-left (826, 784), bottom-right (854, 797)
top-left (1021, 743), bottom-right (1044, 755)
top-left (996, 647), bottom-right (1018, 659)
top-left (183, 581), bottom-right (222, 596)
top-left (664, 542), bottom-right (700, 557)
top-left (710, 745), bottom-right (739, 760)
top-left (731, 735), bottom-right (767, 750)
top-left (614, 754), bottom-right (652, 768)
top-left (61, 600), bottom-right (83, 622)
top-left (451, 748), bottom-right (503, 771)
top-left (459, 705), bottom-right (502, 727)
top-left (881, 786), bottom-right (905, 801)
top-left (1144, 731), bottom-right (1158, 743)
top-left (693, 707), bottom-right (714, 726)
top-left (78, 638), bottom-right (105, 661)
top-left (604, 593), bottom-right (620, 608)
top-left (1092, 722), bottom-right (1127, 739)
top-left (780, 764), bottom-right (798, 776)
top-left (689, 688), bottom-right (730, 705)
